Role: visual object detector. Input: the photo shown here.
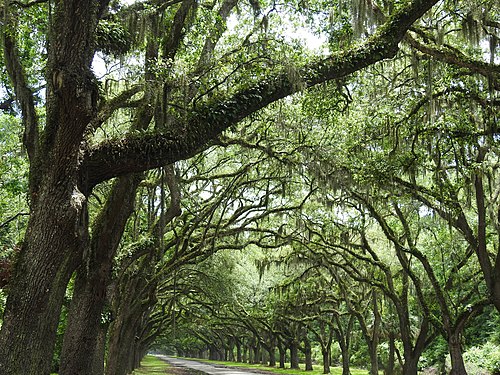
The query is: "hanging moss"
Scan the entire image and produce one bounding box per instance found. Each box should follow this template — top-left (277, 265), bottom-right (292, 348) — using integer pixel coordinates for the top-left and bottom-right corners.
top-left (461, 13), bottom-right (481, 46)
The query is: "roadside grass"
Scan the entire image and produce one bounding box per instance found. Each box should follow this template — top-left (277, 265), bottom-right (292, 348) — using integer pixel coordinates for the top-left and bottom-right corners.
top-left (52, 356), bottom-right (374, 375)
top-left (182, 358), bottom-right (374, 375)
top-left (132, 355), bottom-right (171, 374)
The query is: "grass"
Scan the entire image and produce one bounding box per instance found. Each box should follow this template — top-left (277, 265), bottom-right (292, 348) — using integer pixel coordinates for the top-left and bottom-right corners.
top-left (51, 356), bottom-right (174, 375)
top-left (132, 355), bottom-right (172, 374)
top-left (52, 356), bottom-right (374, 375)
top-left (182, 357), bottom-right (374, 375)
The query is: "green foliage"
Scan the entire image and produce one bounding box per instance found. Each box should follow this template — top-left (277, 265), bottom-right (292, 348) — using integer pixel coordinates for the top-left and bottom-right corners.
top-left (0, 115), bottom-right (28, 248)
top-left (420, 336), bottom-right (447, 371)
top-left (463, 343), bottom-right (500, 374)
top-left (96, 20), bottom-right (133, 56)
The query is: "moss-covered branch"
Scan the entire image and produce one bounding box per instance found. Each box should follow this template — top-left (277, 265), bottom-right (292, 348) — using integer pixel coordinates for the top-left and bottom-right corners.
top-left (82, 0), bottom-right (439, 189)
top-left (406, 32), bottom-right (500, 88)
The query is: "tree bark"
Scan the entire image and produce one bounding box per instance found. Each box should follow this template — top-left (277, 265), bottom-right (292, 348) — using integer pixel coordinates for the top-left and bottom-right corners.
top-left (268, 344), bottom-right (276, 367)
top-left (0, 1), bottom-right (100, 373)
top-left (228, 340), bottom-right (236, 362)
top-left (402, 356), bottom-right (418, 375)
top-left (242, 344), bottom-right (248, 363)
top-left (236, 341), bottom-right (242, 362)
top-left (252, 343), bottom-right (260, 364)
top-left (448, 333), bottom-right (467, 375)
top-left (322, 348), bottom-right (331, 374)
top-left (340, 342), bottom-right (351, 375)
top-left (0, 180), bottom-right (87, 375)
top-left (290, 340), bottom-right (300, 369)
top-left (59, 174), bottom-right (142, 375)
top-left (334, 314), bottom-right (354, 375)
top-left (106, 272), bottom-right (150, 375)
top-left (278, 343), bottom-right (286, 368)
top-left (384, 332), bottom-right (396, 375)
top-left (304, 337), bottom-right (313, 371)
top-left (92, 324), bottom-right (108, 375)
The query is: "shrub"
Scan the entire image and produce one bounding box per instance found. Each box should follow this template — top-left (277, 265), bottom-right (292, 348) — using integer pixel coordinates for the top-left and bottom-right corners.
top-left (463, 343), bottom-right (500, 374)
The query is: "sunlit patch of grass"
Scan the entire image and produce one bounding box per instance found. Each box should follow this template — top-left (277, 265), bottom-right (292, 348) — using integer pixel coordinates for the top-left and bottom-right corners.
top-left (132, 355), bottom-right (171, 374)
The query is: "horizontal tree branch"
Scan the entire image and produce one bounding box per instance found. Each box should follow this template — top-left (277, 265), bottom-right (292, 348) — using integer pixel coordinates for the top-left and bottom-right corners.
top-left (81, 0), bottom-right (439, 189)
top-left (406, 32), bottom-right (500, 88)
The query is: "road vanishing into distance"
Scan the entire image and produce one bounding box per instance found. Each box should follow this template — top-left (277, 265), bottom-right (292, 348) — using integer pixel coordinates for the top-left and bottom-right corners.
top-left (156, 355), bottom-right (265, 375)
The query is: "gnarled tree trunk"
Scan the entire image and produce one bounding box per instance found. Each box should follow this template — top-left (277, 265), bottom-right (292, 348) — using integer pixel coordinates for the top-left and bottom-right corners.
top-left (60, 174), bottom-right (142, 375)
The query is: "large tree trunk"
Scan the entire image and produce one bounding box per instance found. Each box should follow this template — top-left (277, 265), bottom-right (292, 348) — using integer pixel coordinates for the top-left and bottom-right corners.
top-left (268, 343), bottom-right (276, 367)
top-left (278, 342), bottom-right (286, 368)
top-left (322, 348), bottom-right (331, 374)
top-left (106, 271), bottom-right (151, 375)
top-left (106, 307), bottom-right (138, 375)
top-left (402, 355), bottom-right (418, 375)
top-left (290, 341), bottom-right (300, 369)
top-left (92, 324), bottom-right (108, 375)
top-left (236, 340), bottom-right (243, 362)
top-left (304, 337), bottom-right (313, 371)
top-left (335, 314), bottom-right (354, 375)
top-left (134, 342), bottom-right (148, 370)
top-left (59, 266), bottom-right (108, 375)
top-left (242, 344), bottom-right (248, 363)
top-left (339, 342), bottom-right (351, 375)
top-left (384, 332), bottom-right (397, 375)
top-left (368, 341), bottom-right (379, 375)
top-left (60, 175), bottom-right (142, 375)
top-left (0, 180), bottom-right (87, 375)
top-left (448, 333), bottom-right (467, 375)
top-left (0, 1), bottom-right (100, 373)
top-left (252, 343), bottom-right (260, 364)
top-left (400, 339), bottom-right (426, 375)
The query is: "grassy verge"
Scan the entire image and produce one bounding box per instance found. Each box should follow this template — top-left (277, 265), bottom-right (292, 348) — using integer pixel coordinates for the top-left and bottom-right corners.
top-left (132, 355), bottom-right (172, 374)
top-left (53, 356), bottom-right (374, 375)
top-left (182, 358), bottom-right (374, 375)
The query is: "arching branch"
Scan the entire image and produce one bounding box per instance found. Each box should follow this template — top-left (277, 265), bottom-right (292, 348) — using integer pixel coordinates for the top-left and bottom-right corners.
top-left (82, 0), bottom-right (440, 189)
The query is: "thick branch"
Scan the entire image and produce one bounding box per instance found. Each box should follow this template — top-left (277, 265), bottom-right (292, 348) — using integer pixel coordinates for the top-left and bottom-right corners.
top-left (406, 32), bottom-right (500, 89)
top-left (196, 0), bottom-right (239, 72)
top-left (163, 0), bottom-right (197, 62)
top-left (162, 165), bottom-right (182, 224)
top-left (82, 0), bottom-right (439, 188)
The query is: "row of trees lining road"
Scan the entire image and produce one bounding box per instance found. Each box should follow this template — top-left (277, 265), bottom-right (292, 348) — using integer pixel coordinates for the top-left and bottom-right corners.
top-left (0, 0), bottom-right (498, 374)
top-left (147, 61), bottom-right (500, 374)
